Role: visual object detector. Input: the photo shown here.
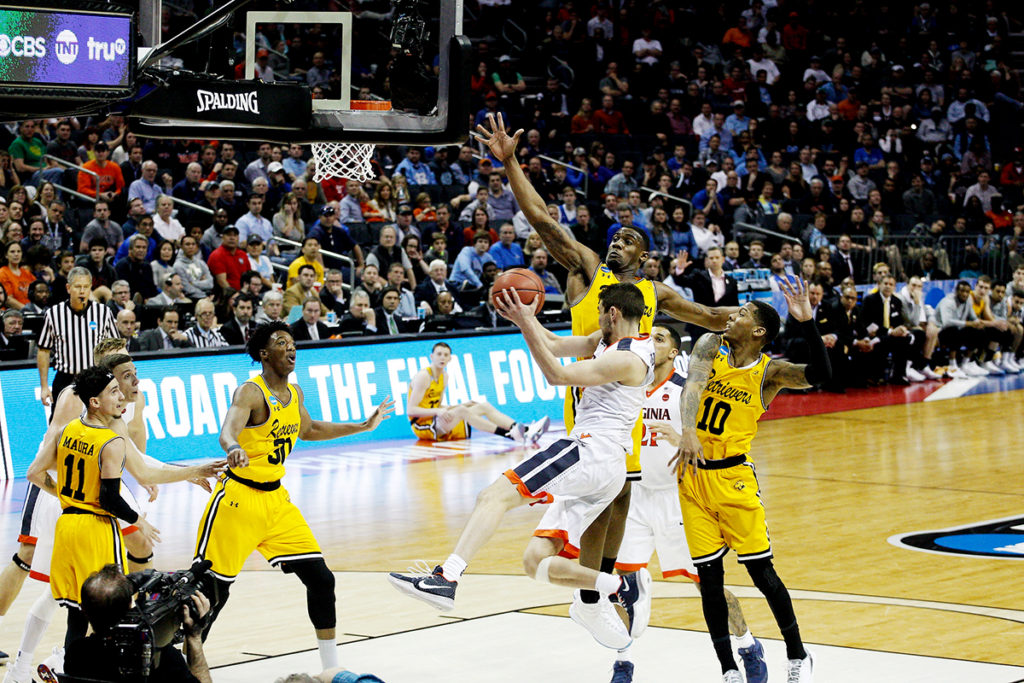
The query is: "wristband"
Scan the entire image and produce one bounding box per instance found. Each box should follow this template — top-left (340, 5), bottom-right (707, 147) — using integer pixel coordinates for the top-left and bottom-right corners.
top-left (226, 444), bottom-right (241, 454)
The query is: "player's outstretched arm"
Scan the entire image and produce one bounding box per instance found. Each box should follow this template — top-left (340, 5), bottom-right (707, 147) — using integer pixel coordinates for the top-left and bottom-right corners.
top-left (26, 428), bottom-right (60, 497)
top-left (296, 387), bottom-right (395, 441)
top-left (763, 277), bottom-right (832, 401)
top-left (119, 422), bottom-right (226, 485)
top-left (673, 333), bottom-right (720, 475)
top-left (654, 281), bottom-right (737, 332)
top-left (474, 113), bottom-right (599, 275)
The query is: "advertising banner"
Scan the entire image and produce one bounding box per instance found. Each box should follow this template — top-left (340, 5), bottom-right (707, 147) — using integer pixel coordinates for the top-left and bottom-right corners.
top-left (0, 330), bottom-right (569, 478)
top-left (0, 8), bottom-right (133, 88)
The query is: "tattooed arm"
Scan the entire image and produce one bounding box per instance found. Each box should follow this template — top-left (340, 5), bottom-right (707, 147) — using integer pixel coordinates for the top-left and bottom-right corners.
top-left (671, 332), bottom-right (721, 476)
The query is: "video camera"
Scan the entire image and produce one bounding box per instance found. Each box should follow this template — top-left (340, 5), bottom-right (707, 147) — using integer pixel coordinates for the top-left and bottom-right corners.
top-left (388, 0), bottom-right (438, 114)
top-left (390, 0), bottom-right (429, 53)
top-left (100, 560), bottom-right (217, 681)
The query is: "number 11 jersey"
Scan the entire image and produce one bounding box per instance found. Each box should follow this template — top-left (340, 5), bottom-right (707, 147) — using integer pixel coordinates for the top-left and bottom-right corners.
top-left (237, 375), bottom-right (301, 483)
top-left (697, 341), bottom-right (770, 461)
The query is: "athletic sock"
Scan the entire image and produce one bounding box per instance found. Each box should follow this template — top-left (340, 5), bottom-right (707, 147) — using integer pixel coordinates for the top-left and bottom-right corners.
top-left (441, 554), bottom-right (467, 582)
top-left (594, 572), bottom-right (622, 596)
top-left (317, 638), bottom-right (338, 669)
top-left (495, 422), bottom-right (516, 439)
top-left (615, 644), bottom-right (633, 662)
top-left (733, 629), bottom-right (756, 649)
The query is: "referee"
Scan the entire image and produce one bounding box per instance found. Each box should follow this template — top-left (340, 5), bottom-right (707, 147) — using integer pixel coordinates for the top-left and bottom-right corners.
top-left (36, 266), bottom-right (118, 419)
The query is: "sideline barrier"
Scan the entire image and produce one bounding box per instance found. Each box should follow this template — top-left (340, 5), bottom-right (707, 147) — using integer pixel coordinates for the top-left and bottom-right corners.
top-left (0, 328), bottom-right (571, 479)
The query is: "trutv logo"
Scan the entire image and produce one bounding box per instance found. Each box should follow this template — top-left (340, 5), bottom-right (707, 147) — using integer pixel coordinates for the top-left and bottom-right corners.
top-left (0, 30), bottom-right (126, 64)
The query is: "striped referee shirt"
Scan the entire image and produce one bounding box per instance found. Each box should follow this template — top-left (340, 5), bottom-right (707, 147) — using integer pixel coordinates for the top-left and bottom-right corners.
top-left (185, 324), bottom-right (228, 349)
top-left (36, 301), bottom-right (118, 374)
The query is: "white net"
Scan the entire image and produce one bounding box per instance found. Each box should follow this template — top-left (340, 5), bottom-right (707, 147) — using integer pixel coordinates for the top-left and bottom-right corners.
top-left (311, 142), bottom-right (377, 183)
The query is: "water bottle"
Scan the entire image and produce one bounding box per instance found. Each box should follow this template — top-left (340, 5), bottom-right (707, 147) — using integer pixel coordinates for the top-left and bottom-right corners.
top-left (326, 310), bottom-right (337, 325)
top-left (418, 301), bottom-right (429, 319)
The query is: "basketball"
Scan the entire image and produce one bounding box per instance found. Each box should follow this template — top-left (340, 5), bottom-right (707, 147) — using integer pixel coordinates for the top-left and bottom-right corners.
top-left (493, 268), bottom-right (546, 309)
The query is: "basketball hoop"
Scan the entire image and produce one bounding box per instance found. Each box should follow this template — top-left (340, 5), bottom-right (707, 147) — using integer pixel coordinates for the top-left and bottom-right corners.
top-left (310, 100), bottom-right (391, 184)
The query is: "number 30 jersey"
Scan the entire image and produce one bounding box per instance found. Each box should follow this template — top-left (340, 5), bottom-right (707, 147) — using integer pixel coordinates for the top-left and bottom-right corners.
top-left (237, 375), bottom-right (301, 483)
top-left (697, 341), bottom-right (770, 462)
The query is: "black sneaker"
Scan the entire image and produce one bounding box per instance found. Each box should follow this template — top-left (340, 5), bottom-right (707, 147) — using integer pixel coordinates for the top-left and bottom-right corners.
top-left (387, 564), bottom-right (457, 611)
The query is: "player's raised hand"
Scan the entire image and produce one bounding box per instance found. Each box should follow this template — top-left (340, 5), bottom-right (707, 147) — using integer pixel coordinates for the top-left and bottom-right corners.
top-left (472, 113), bottom-right (523, 164)
top-left (493, 287), bottom-right (539, 326)
top-left (364, 395), bottom-right (396, 431)
top-left (778, 275), bottom-right (813, 322)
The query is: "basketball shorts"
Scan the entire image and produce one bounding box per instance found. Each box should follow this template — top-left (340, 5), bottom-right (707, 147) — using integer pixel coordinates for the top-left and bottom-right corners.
top-left (194, 476), bottom-right (322, 582)
top-left (27, 485), bottom-right (142, 583)
top-left (504, 435), bottom-right (626, 557)
top-left (615, 483), bottom-right (698, 581)
top-left (410, 415), bottom-right (470, 442)
top-left (50, 511), bottom-right (127, 609)
top-left (678, 458), bottom-right (771, 565)
top-left (564, 389), bottom-right (643, 480)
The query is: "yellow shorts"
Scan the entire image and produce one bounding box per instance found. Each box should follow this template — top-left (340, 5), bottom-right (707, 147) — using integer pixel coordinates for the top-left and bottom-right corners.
top-left (678, 458), bottom-right (772, 564)
top-left (193, 476), bottom-right (321, 581)
top-left (50, 511), bottom-right (127, 608)
top-left (410, 417), bottom-right (470, 441)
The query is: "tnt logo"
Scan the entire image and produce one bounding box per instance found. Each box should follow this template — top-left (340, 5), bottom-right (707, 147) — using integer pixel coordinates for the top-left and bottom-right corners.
top-left (55, 30), bottom-right (78, 64)
top-left (0, 34), bottom-right (46, 58)
top-left (87, 36), bottom-right (127, 61)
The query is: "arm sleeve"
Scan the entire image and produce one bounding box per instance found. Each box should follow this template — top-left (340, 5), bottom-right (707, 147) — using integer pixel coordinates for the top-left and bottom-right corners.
top-left (98, 478), bottom-right (139, 524)
top-left (797, 319), bottom-right (832, 385)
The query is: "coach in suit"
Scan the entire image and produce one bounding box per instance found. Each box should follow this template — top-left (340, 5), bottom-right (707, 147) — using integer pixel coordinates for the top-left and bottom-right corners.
top-left (670, 246), bottom-right (739, 338)
top-left (290, 299), bottom-right (334, 341)
top-left (414, 259), bottom-right (459, 307)
top-left (136, 307), bottom-right (194, 351)
top-left (857, 274), bottom-right (915, 384)
top-left (374, 287), bottom-right (413, 335)
top-left (828, 235), bottom-right (860, 283)
top-left (219, 293), bottom-right (259, 346)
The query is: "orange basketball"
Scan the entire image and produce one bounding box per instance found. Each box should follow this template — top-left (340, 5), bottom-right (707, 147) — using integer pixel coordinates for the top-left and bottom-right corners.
top-left (493, 268), bottom-right (546, 309)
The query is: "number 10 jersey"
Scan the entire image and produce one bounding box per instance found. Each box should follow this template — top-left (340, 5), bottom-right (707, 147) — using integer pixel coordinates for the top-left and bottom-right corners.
top-left (696, 342), bottom-right (770, 461)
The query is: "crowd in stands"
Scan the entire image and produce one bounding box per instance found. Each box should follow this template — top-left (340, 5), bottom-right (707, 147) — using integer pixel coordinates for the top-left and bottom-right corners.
top-left (1, 0), bottom-right (1024, 391)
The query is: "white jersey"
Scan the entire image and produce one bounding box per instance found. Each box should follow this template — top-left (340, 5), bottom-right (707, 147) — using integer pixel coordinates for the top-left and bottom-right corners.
top-left (570, 334), bottom-right (656, 452)
top-left (639, 369), bottom-right (686, 490)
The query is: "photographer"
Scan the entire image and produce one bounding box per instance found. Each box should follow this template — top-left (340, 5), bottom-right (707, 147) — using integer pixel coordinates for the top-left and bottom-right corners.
top-left (64, 565), bottom-right (212, 683)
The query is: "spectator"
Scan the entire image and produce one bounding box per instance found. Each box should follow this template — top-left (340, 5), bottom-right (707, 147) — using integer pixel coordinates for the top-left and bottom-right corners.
top-left (963, 170), bottom-right (998, 212)
top-left (338, 289), bottom-right (377, 335)
top-left (337, 180), bottom-right (366, 225)
top-left (902, 174), bottom-right (938, 220)
top-left (174, 234), bottom-right (215, 299)
top-left (218, 292), bottom-right (259, 345)
top-left (244, 142), bottom-right (274, 184)
top-left (7, 120), bottom-right (44, 178)
top-left (207, 226), bottom-right (250, 294)
top-left (83, 238), bottom-right (117, 298)
top-left (395, 148), bottom-right (437, 187)
top-left (484, 173), bottom-right (519, 224)
top-left (529, 247), bottom-right (562, 296)
top-left (236, 194), bottom-right (277, 256)
top-left (137, 306), bottom-right (193, 350)
top-left (185, 296), bottom-right (228, 347)
top-left (256, 289), bottom-right (287, 325)
top-left (451, 231), bottom-right (495, 290)
top-left (365, 225), bottom-right (414, 286)
top-left (114, 235), bottom-right (158, 302)
top-left (933, 280), bottom-right (993, 378)
top-left (373, 286), bottom-right (411, 335)
top-left (80, 201), bottom-right (123, 255)
top-left (245, 235), bottom-right (275, 288)
top-left (77, 141), bottom-right (125, 204)
top-left (22, 279), bottom-right (50, 315)
top-left (0, 242), bottom-right (33, 309)
top-left (414, 259), bottom-right (455, 309)
top-left (152, 195), bottom-right (185, 244)
top-left (593, 94), bottom-right (630, 135)
top-left (604, 160), bottom-right (638, 198)
top-left (0, 309), bottom-right (29, 359)
top-left (127, 160), bottom-right (164, 213)
top-left (282, 143), bottom-right (307, 181)
top-left (307, 206), bottom-right (364, 273)
top-left (488, 224), bottom-right (525, 269)
top-left (287, 237), bottom-right (325, 288)
top-left (319, 268), bottom-right (347, 319)
top-left (291, 298), bottom-right (333, 341)
top-left (283, 264), bottom-right (325, 317)
top-left (44, 120), bottom-right (78, 165)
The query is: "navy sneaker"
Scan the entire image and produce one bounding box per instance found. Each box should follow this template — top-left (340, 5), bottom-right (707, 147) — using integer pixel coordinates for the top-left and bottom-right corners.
top-left (614, 568), bottom-right (652, 637)
top-left (738, 638), bottom-right (768, 683)
top-left (388, 564), bottom-right (457, 611)
top-left (610, 660), bottom-right (634, 683)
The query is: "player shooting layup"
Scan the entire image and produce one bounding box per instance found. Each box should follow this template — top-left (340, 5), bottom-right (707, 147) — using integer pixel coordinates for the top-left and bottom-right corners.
top-left (675, 278), bottom-right (828, 682)
top-left (194, 321), bottom-right (394, 672)
top-left (389, 283), bottom-right (656, 649)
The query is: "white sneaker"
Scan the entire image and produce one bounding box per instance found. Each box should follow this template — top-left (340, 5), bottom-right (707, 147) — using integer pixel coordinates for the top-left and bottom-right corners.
top-left (786, 650), bottom-right (814, 682)
top-left (983, 360), bottom-right (1005, 375)
top-left (525, 416), bottom-right (551, 444)
top-left (569, 590), bottom-right (631, 650)
top-left (510, 422), bottom-right (528, 443)
top-left (948, 367), bottom-right (970, 379)
top-left (921, 365), bottom-right (942, 380)
top-left (723, 671), bottom-right (743, 683)
top-left (962, 360), bottom-right (989, 377)
top-left (906, 365), bottom-right (926, 382)
top-left (3, 666), bottom-right (31, 683)
top-left (37, 647), bottom-right (64, 683)
top-left (1006, 356), bottom-right (1023, 373)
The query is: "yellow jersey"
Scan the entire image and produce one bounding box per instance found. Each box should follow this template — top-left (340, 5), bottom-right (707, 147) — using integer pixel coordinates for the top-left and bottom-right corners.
top-left (566, 263), bottom-right (658, 479)
top-left (696, 341), bottom-right (770, 461)
top-left (409, 367), bottom-right (444, 427)
top-left (56, 418), bottom-right (121, 516)
top-left (237, 375), bottom-right (302, 483)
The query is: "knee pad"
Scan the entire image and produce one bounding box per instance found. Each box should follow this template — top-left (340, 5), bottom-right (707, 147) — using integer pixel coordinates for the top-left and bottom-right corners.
top-left (744, 557), bottom-right (782, 593)
top-left (695, 557), bottom-right (725, 590)
top-left (285, 559), bottom-right (336, 630)
top-left (533, 556), bottom-right (554, 584)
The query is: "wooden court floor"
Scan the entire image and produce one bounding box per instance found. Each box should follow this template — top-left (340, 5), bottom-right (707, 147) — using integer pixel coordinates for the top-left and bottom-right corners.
top-left (0, 390), bottom-right (1021, 680)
